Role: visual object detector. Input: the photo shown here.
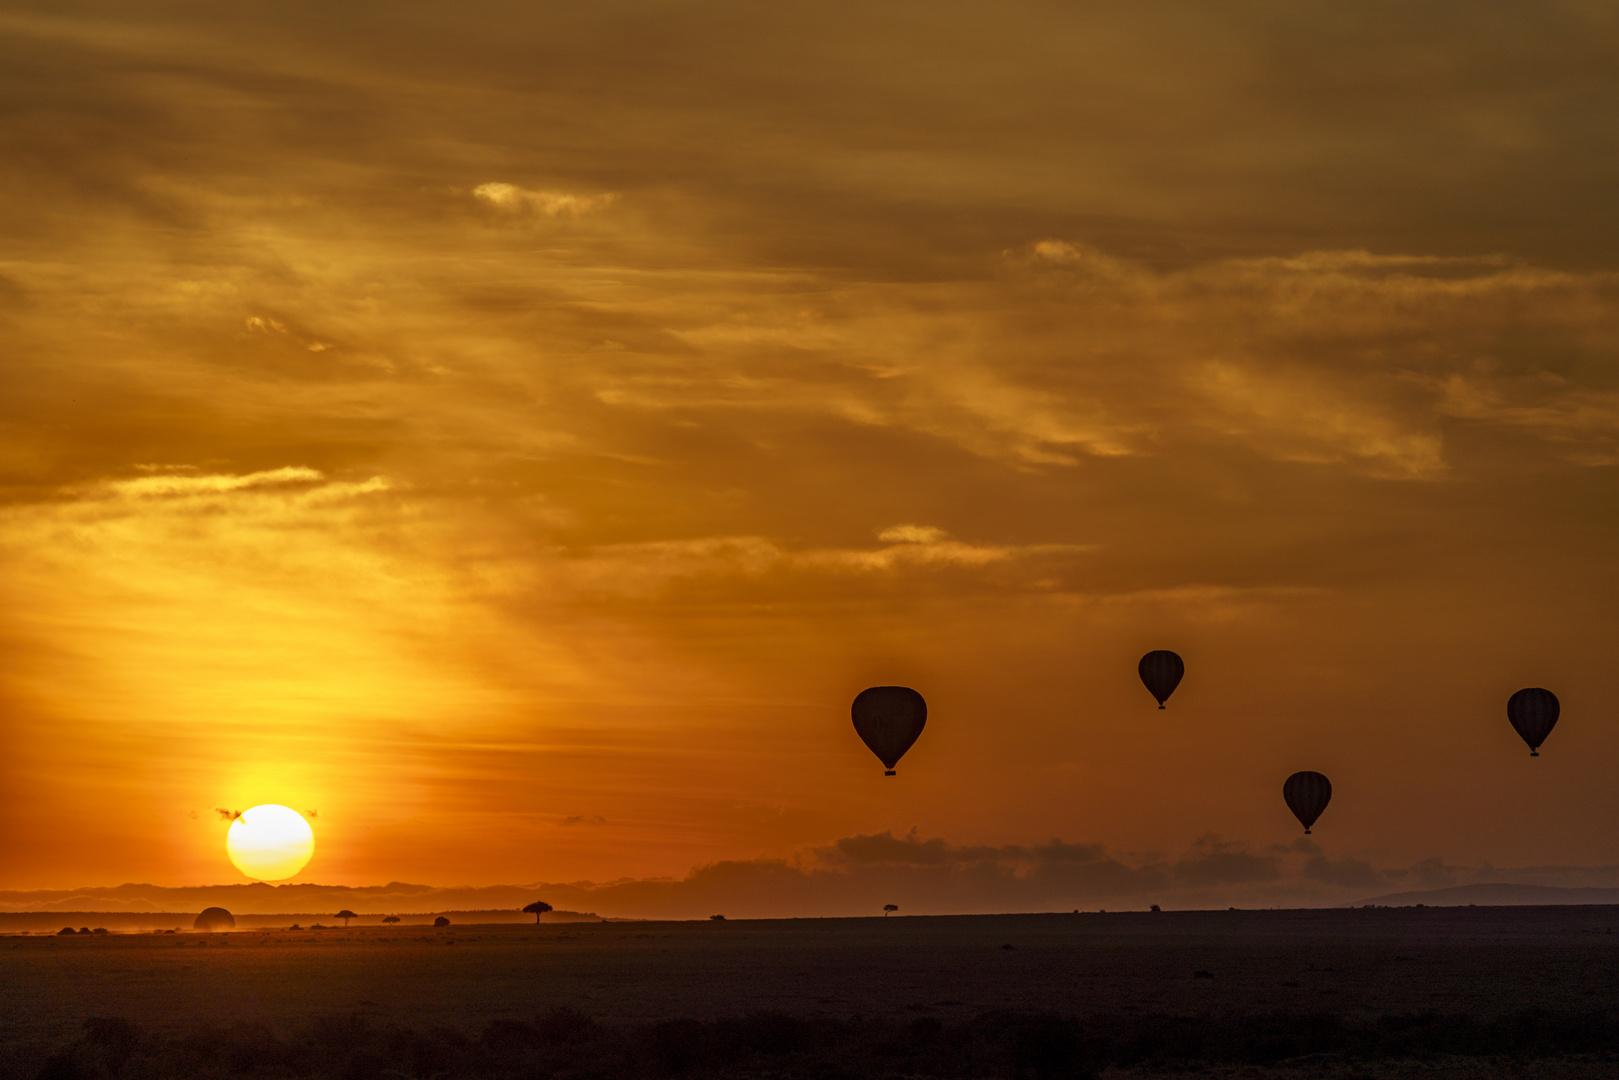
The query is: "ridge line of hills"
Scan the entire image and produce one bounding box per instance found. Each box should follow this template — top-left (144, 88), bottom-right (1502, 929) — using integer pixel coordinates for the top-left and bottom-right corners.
top-left (9, 880), bottom-right (1619, 919)
top-left (1352, 882), bottom-right (1619, 907)
top-left (0, 881), bottom-right (563, 914)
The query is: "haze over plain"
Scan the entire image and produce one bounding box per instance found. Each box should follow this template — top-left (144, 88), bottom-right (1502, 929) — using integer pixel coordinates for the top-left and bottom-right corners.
top-left (1, 0), bottom-right (1617, 915)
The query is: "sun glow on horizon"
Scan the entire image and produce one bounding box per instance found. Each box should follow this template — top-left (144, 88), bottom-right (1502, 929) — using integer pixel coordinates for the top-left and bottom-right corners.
top-left (226, 805), bottom-right (315, 880)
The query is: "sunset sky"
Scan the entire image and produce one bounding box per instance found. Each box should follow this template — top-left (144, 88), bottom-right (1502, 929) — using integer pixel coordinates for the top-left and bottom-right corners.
top-left (2, 1), bottom-right (1618, 914)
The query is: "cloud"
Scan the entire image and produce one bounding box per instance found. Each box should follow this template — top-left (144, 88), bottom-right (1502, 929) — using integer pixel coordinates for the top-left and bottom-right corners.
top-left (1302, 855), bottom-right (1385, 889)
top-left (1405, 857), bottom-right (1463, 890)
top-left (1168, 835), bottom-right (1280, 886)
top-left (559, 815), bottom-right (607, 827)
top-left (550, 532), bottom-right (1092, 601)
top-left (876, 524), bottom-right (948, 544)
top-left (214, 808), bottom-right (242, 822)
top-left (245, 316), bottom-right (334, 354)
top-left (823, 829), bottom-right (964, 866)
top-left (472, 183), bottom-right (618, 216)
top-left (1173, 849), bottom-right (1280, 887)
top-left (104, 467), bottom-right (327, 499)
top-left (1190, 361), bottom-right (1445, 478)
top-left (1433, 373), bottom-right (1619, 465)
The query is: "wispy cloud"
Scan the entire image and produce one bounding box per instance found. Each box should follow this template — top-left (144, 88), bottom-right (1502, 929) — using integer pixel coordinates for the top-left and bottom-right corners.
top-left (1433, 374), bottom-right (1619, 465)
top-left (472, 183), bottom-right (618, 216)
top-left (104, 467), bottom-right (328, 499)
top-left (876, 524), bottom-right (948, 544)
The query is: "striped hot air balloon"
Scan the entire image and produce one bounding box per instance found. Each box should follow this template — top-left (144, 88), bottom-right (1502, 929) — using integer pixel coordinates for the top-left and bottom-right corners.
top-left (1283, 771), bottom-right (1332, 834)
top-left (1138, 650), bottom-right (1184, 709)
top-left (852, 686), bottom-right (926, 776)
top-left (1507, 688), bottom-right (1559, 757)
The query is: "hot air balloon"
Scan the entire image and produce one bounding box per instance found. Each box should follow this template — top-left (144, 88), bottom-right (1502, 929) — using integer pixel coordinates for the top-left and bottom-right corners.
top-left (852, 686), bottom-right (926, 776)
top-left (1138, 650), bottom-right (1184, 709)
top-left (1283, 771), bottom-right (1331, 834)
top-left (1507, 688), bottom-right (1559, 757)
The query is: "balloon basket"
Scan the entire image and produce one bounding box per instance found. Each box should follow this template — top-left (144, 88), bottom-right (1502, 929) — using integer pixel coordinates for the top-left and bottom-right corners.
top-left (884, 770), bottom-right (896, 776)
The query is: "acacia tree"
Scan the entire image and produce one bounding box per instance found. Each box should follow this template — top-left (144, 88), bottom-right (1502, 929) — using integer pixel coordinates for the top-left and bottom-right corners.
top-left (523, 900), bottom-right (553, 924)
top-left (883, 904), bottom-right (898, 916)
top-left (334, 910), bottom-right (357, 927)
top-left (382, 916), bottom-right (400, 924)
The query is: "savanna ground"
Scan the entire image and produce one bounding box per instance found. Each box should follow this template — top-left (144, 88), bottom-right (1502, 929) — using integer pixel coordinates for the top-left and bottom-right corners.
top-left (5, 907), bottom-right (1619, 1079)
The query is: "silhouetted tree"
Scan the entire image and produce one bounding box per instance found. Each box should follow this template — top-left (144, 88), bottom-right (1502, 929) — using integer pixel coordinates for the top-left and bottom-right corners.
top-left (335, 910), bottom-right (357, 927)
top-left (434, 916), bottom-right (450, 927)
top-left (883, 904), bottom-right (898, 916)
top-left (523, 900), bottom-right (553, 924)
top-left (709, 914), bottom-right (726, 921)
top-left (382, 916), bottom-right (400, 924)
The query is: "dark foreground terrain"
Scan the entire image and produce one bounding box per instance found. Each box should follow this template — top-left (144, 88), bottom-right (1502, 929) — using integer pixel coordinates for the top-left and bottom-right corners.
top-left (5, 906), bottom-right (1619, 1078)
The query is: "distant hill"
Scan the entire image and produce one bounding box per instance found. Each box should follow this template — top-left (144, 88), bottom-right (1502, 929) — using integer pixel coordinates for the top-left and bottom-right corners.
top-left (0, 909), bottom-right (610, 932)
top-left (0, 882), bottom-right (567, 915)
top-left (1355, 883), bottom-right (1619, 907)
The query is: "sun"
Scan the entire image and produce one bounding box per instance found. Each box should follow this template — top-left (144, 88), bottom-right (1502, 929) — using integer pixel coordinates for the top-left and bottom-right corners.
top-left (226, 804), bottom-right (315, 880)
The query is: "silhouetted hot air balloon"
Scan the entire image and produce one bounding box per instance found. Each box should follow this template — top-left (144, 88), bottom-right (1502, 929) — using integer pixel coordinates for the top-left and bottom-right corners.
top-left (1507, 688), bottom-right (1559, 757)
top-left (1283, 771), bottom-right (1331, 834)
top-left (852, 686), bottom-right (926, 776)
top-left (1138, 650), bottom-right (1184, 709)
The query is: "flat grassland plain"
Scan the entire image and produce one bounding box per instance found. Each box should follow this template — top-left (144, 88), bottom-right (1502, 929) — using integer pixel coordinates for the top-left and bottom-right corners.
top-left (5, 907), bottom-right (1619, 1079)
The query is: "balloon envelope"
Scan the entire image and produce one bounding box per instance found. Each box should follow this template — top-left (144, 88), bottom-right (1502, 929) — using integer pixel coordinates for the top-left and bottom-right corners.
top-left (1138, 650), bottom-right (1185, 708)
top-left (1507, 688), bottom-right (1559, 756)
top-left (852, 686), bottom-right (927, 775)
top-left (194, 907), bottom-right (235, 931)
top-left (1283, 771), bottom-right (1332, 834)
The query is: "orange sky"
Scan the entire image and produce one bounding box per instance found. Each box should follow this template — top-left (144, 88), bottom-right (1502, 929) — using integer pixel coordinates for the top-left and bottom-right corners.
top-left (2, 1), bottom-right (1618, 911)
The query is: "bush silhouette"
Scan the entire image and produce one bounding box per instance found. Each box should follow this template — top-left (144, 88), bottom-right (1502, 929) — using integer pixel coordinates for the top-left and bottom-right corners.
top-left (433, 916), bottom-right (450, 927)
top-left (382, 916), bottom-right (400, 924)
